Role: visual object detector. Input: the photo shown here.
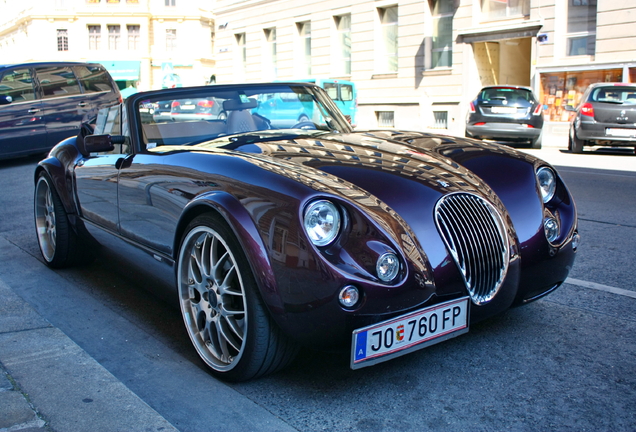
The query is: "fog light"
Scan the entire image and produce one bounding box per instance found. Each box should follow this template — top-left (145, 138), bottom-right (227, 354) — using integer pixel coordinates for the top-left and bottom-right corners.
top-left (339, 285), bottom-right (360, 308)
top-left (544, 217), bottom-right (560, 243)
top-left (376, 252), bottom-right (400, 282)
top-left (571, 231), bottom-right (580, 252)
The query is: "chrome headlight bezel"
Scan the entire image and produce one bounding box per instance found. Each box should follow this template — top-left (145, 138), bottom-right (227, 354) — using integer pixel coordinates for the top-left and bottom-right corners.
top-left (536, 166), bottom-right (557, 204)
top-left (303, 199), bottom-right (342, 247)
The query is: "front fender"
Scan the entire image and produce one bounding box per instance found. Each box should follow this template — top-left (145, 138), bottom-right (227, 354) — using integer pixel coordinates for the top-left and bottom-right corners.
top-left (175, 191), bottom-right (286, 318)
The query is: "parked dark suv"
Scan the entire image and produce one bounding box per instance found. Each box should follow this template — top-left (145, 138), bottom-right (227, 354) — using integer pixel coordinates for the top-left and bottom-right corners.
top-left (0, 62), bottom-right (120, 160)
top-left (466, 85), bottom-right (544, 149)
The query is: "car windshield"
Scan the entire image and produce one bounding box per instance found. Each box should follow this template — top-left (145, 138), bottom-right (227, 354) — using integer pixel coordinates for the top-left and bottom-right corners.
top-left (590, 86), bottom-right (636, 104)
top-left (479, 87), bottom-right (534, 104)
top-left (136, 83), bottom-right (350, 150)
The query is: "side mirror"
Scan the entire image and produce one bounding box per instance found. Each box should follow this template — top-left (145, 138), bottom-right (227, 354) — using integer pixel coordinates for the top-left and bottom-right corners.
top-left (563, 105), bottom-right (576, 112)
top-left (0, 95), bottom-right (13, 105)
top-left (83, 134), bottom-right (126, 154)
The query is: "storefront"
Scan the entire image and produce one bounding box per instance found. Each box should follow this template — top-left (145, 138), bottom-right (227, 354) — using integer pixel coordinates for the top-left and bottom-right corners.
top-left (538, 64), bottom-right (636, 122)
top-left (93, 60), bottom-right (141, 91)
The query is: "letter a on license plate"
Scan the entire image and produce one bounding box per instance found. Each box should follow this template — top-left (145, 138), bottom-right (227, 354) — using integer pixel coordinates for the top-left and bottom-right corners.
top-left (350, 297), bottom-right (469, 369)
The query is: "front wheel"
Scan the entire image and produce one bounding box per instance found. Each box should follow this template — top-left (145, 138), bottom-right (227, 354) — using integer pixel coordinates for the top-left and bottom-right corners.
top-left (177, 214), bottom-right (298, 381)
top-left (34, 172), bottom-right (87, 268)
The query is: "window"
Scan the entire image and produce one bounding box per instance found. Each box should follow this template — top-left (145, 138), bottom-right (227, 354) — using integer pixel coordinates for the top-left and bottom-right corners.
top-left (376, 111), bottom-right (395, 127)
top-left (480, 0), bottom-right (530, 20)
top-left (74, 65), bottom-right (115, 93)
top-left (35, 66), bottom-right (81, 98)
top-left (378, 7), bottom-right (398, 73)
top-left (86, 0), bottom-right (100, 3)
top-left (127, 25), bottom-right (140, 50)
top-left (432, 111), bottom-right (448, 129)
top-left (431, 0), bottom-right (454, 68)
top-left (297, 21), bottom-right (311, 76)
top-left (166, 29), bottom-right (177, 51)
top-left (106, 0), bottom-right (120, 3)
top-left (334, 14), bottom-right (351, 76)
top-left (566, 0), bottom-right (597, 56)
top-left (88, 25), bottom-right (101, 50)
top-left (210, 29), bottom-right (215, 54)
top-left (263, 28), bottom-right (277, 80)
top-left (108, 25), bottom-right (120, 50)
top-left (57, 29), bottom-right (68, 51)
top-left (165, 0), bottom-right (175, 5)
top-left (235, 33), bottom-right (247, 74)
top-left (0, 69), bottom-right (35, 102)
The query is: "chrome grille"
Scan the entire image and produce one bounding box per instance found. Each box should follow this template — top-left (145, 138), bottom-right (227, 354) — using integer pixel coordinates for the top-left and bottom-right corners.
top-left (435, 193), bottom-right (509, 305)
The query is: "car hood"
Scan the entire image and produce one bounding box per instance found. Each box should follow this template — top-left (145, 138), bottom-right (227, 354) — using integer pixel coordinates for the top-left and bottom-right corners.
top-left (189, 130), bottom-right (524, 272)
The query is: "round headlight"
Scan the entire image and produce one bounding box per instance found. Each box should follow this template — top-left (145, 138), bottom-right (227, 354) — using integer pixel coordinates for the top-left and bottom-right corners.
top-left (376, 252), bottom-right (400, 282)
top-left (303, 200), bottom-right (341, 247)
top-left (544, 216), bottom-right (560, 243)
top-left (536, 167), bottom-right (557, 203)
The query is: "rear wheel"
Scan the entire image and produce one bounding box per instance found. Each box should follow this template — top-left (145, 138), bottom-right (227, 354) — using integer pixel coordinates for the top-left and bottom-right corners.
top-left (569, 129), bottom-right (585, 154)
top-left (531, 132), bottom-right (542, 149)
top-left (34, 172), bottom-right (86, 268)
top-left (177, 214), bottom-right (298, 381)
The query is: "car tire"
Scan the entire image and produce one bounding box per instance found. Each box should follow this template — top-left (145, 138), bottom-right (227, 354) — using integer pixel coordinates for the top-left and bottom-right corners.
top-left (177, 214), bottom-right (298, 381)
top-left (531, 132), bottom-right (542, 149)
top-left (34, 172), bottom-right (88, 268)
top-left (218, 111), bottom-right (227, 121)
top-left (569, 129), bottom-right (585, 154)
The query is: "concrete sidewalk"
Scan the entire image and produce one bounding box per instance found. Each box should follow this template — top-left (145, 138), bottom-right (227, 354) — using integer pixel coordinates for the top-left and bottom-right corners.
top-left (0, 278), bottom-right (178, 432)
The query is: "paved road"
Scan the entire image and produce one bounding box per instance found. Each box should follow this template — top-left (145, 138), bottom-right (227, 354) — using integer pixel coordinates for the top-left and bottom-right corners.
top-left (1, 144), bottom-right (635, 431)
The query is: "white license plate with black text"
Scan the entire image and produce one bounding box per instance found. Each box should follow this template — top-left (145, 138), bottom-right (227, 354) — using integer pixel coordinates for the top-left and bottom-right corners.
top-left (351, 297), bottom-right (469, 369)
top-left (606, 128), bottom-right (636, 137)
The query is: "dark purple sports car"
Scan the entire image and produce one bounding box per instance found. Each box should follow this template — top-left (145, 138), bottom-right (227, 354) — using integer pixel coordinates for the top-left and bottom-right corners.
top-left (34, 83), bottom-right (579, 381)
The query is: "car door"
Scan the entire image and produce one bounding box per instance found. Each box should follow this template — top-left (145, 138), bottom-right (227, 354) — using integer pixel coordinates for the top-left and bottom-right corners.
top-left (74, 105), bottom-right (124, 233)
top-left (0, 67), bottom-right (46, 158)
top-left (34, 65), bottom-right (90, 148)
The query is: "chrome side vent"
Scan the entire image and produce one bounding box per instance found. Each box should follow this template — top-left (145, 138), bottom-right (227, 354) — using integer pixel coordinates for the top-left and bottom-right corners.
top-left (435, 193), bottom-right (509, 305)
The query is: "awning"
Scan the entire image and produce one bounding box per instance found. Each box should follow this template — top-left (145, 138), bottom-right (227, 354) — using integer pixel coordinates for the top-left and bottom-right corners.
top-left (457, 21), bottom-right (543, 44)
top-left (93, 61), bottom-right (141, 81)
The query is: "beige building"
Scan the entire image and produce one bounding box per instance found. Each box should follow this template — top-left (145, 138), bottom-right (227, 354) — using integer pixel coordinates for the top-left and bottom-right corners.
top-left (213, 0), bottom-right (636, 136)
top-left (2, 0), bottom-right (634, 136)
top-left (0, 0), bottom-right (216, 91)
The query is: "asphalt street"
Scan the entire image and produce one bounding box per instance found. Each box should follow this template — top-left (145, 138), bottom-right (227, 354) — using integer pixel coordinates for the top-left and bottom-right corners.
top-left (1, 133), bottom-right (635, 431)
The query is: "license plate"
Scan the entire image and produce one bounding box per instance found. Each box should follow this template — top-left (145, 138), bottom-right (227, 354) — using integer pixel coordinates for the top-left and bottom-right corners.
top-left (351, 297), bottom-right (469, 369)
top-left (181, 104), bottom-right (196, 110)
top-left (491, 107), bottom-right (516, 114)
top-left (606, 128), bottom-right (636, 137)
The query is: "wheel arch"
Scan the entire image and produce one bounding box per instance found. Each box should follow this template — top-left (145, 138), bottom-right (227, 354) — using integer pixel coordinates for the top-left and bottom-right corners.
top-left (34, 158), bottom-right (78, 221)
top-left (174, 192), bottom-right (284, 317)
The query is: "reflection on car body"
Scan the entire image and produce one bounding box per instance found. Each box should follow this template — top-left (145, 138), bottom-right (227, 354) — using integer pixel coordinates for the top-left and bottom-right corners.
top-left (34, 82), bottom-right (579, 381)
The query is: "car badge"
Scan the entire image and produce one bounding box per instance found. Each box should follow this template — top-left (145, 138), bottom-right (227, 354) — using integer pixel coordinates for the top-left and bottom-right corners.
top-left (502, 100), bottom-right (508, 105)
top-left (617, 110), bottom-right (629, 122)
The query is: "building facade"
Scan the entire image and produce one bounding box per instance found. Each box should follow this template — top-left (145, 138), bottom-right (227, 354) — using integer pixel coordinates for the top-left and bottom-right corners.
top-left (213, 0), bottom-right (636, 136)
top-left (0, 0), bottom-right (216, 91)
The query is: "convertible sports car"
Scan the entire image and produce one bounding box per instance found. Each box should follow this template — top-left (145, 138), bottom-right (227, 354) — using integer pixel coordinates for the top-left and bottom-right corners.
top-left (34, 83), bottom-right (579, 381)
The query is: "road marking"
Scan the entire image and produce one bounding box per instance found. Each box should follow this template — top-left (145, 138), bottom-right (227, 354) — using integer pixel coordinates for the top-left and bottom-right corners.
top-left (566, 277), bottom-right (636, 299)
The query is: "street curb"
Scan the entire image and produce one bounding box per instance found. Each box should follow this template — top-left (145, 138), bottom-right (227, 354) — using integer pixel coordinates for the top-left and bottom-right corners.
top-left (0, 278), bottom-right (179, 432)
